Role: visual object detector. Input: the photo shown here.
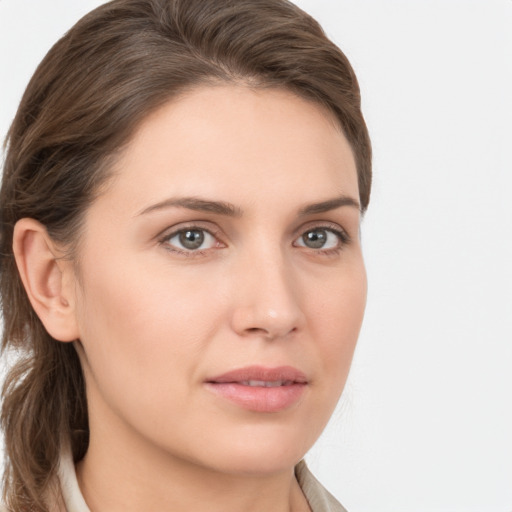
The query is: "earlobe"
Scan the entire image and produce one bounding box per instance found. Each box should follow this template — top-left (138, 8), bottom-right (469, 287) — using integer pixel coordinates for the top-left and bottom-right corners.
top-left (12, 218), bottom-right (80, 343)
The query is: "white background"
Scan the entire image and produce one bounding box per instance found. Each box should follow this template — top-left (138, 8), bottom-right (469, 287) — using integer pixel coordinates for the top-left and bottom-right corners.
top-left (1, 1), bottom-right (511, 511)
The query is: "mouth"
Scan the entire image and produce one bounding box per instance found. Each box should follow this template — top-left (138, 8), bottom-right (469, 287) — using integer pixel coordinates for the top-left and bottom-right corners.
top-left (238, 380), bottom-right (296, 387)
top-left (205, 366), bottom-right (308, 413)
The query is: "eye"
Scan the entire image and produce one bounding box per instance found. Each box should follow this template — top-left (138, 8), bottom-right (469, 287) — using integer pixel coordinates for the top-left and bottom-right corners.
top-left (162, 228), bottom-right (219, 252)
top-left (294, 227), bottom-right (346, 251)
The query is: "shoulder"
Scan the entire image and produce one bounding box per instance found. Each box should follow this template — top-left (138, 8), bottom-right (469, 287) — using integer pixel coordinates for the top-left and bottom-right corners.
top-left (295, 460), bottom-right (349, 512)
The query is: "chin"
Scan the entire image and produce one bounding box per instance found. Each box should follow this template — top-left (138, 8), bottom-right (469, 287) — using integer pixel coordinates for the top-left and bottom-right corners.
top-left (185, 421), bottom-right (319, 476)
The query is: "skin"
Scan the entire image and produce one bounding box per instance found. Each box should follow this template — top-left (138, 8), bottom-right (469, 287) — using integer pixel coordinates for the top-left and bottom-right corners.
top-left (14, 85), bottom-right (367, 512)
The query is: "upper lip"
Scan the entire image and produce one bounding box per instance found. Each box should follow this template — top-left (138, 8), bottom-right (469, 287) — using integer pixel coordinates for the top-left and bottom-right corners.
top-left (206, 365), bottom-right (308, 384)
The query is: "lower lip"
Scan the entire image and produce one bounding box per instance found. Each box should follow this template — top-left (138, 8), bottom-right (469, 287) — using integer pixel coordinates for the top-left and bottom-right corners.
top-left (205, 382), bottom-right (307, 413)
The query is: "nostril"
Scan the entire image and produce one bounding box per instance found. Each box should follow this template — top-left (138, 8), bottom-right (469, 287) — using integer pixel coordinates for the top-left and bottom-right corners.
top-left (243, 325), bottom-right (298, 340)
top-left (242, 326), bottom-right (277, 340)
top-left (246, 327), bottom-right (269, 335)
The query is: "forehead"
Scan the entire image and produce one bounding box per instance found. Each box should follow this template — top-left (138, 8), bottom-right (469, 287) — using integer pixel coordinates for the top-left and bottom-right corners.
top-left (100, 85), bottom-right (358, 215)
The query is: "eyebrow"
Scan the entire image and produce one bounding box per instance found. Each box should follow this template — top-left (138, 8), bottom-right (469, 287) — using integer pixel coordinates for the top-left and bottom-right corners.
top-left (137, 197), bottom-right (242, 217)
top-left (137, 194), bottom-right (360, 217)
top-left (298, 195), bottom-right (361, 215)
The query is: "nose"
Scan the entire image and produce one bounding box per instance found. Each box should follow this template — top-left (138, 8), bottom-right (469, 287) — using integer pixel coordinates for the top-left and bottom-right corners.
top-left (229, 250), bottom-right (305, 340)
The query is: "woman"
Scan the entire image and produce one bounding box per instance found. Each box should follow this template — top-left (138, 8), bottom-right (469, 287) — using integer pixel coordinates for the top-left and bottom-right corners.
top-left (0, 0), bottom-right (371, 510)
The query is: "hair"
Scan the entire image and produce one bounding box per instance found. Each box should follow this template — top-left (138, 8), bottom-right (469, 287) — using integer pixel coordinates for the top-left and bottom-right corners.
top-left (0, 0), bottom-right (371, 509)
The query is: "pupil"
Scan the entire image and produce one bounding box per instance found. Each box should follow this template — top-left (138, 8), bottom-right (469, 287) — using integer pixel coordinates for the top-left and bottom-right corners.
top-left (303, 229), bottom-right (327, 249)
top-left (179, 230), bottom-right (204, 250)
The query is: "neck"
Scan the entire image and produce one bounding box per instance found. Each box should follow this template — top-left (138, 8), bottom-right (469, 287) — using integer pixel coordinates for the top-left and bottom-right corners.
top-left (75, 413), bottom-right (310, 512)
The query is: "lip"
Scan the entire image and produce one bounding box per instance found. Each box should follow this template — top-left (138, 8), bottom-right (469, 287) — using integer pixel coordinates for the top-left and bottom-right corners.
top-left (205, 365), bottom-right (308, 413)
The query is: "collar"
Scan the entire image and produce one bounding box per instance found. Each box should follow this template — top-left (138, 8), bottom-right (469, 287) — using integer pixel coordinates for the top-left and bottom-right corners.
top-left (57, 445), bottom-right (90, 512)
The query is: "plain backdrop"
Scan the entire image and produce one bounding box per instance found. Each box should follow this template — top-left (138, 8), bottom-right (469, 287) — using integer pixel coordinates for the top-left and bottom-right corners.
top-left (1, 1), bottom-right (511, 511)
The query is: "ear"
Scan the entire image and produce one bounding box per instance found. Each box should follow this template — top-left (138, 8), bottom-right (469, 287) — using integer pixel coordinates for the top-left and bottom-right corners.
top-left (12, 218), bottom-right (80, 342)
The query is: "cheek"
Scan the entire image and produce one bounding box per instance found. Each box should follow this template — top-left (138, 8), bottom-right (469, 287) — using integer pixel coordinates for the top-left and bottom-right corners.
top-left (306, 260), bottom-right (367, 386)
top-left (79, 249), bottom-right (218, 336)
top-left (74, 253), bottom-right (225, 408)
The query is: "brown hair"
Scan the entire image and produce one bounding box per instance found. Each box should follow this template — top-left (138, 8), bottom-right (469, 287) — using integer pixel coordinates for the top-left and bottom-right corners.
top-left (0, 0), bottom-right (371, 509)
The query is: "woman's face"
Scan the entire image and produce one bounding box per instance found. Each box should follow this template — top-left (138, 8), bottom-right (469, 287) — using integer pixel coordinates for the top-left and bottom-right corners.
top-left (72, 85), bottom-right (366, 474)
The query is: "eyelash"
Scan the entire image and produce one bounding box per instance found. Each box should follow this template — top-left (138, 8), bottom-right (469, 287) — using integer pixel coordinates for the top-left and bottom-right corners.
top-left (295, 224), bottom-right (351, 256)
top-left (158, 224), bottom-right (224, 258)
top-left (157, 223), bottom-right (351, 257)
